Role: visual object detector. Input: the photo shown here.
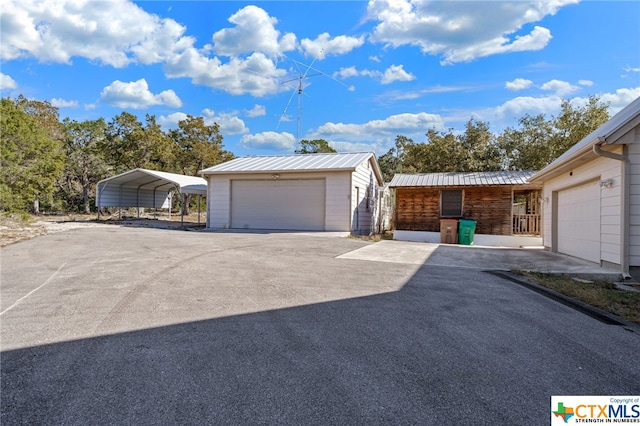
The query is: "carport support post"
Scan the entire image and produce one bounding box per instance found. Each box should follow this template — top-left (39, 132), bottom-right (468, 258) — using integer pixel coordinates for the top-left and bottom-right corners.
top-left (198, 195), bottom-right (201, 225)
top-left (181, 192), bottom-right (185, 229)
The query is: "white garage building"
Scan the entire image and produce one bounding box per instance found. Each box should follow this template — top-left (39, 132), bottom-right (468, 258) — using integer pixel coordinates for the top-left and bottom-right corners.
top-left (530, 96), bottom-right (640, 277)
top-left (200, 152), bottom-right (384, 234)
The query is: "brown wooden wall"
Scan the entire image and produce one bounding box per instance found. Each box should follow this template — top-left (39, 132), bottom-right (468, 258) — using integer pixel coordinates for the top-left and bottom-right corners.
top-left (395, 186), bottom-right (513, 235)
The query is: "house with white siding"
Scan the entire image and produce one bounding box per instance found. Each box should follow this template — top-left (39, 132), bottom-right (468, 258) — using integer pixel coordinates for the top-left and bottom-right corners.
top-left (529, 96), bottom-right (640, 278)
top-left (200, 152), bottom-right (384, 234)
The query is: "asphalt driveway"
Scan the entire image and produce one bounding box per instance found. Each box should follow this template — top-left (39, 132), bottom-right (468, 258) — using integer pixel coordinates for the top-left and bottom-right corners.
top-left (1, 227), bottom-right (639, 425)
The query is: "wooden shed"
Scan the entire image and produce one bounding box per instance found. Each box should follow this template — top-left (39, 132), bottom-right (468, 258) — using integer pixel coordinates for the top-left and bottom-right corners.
top-left (388, 171), bottom-right (542, 247)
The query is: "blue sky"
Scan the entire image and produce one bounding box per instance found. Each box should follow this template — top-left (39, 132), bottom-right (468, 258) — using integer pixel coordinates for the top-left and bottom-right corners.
top-left (1, 0), bottom-right (639, 157)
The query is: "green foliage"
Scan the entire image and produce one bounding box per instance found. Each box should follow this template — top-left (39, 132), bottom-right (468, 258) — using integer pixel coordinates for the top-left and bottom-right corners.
top-left (498, 95), bottom-right (609, 170)
top-left (169, 115), bottom-right (234, 215)
top-left (295, 139), bottom-right (337, 154)
top-left (0, 97), bottom-right (65, 212)
top-left (0, 93), bottom-right (614, 211)
top-left (377, 135), bottom-right (413, 181)
top-left (59, 118), bottom-right (110, 213)
top-left (381, 95), bottom-right (611, 180)
top-left (102, 112), bottom-right (148, 172)
top-left (386, 119), bottom-right (501, 175)
top-left (169, 115), bottom-right (234, 175)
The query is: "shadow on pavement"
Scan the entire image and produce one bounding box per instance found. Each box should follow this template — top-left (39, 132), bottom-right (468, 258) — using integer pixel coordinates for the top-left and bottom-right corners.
top-left (2, 264), bottom-right (639, 425)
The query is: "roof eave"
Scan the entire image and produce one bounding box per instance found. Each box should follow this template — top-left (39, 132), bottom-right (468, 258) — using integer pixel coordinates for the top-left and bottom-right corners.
top-left (201, 166), bottom-right (359, 175)
top-left (529, 138), bottom-right (600, 183)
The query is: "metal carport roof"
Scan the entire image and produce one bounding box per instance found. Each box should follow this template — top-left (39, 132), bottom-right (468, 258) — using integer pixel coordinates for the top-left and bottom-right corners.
top-left (96, 169), bottom-right (207, 223)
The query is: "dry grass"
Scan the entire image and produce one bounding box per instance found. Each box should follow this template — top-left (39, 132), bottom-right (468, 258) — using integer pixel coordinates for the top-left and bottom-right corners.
top-left (519, 271), bottom-right (640, 324)
top-left (0, 211), bottom-right (205, 247)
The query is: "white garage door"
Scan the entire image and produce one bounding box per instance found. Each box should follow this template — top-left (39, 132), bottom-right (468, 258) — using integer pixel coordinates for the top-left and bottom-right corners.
top-left (557, 181), bottom-right (601, 263)
top-left (231, 179), bottom-right (325, 230)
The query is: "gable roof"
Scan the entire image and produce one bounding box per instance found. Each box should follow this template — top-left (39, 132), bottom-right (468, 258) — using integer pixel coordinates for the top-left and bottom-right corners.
top-left (200, 152), bottom-right (384, 184)
top-left (97, 168), bottom-right (207, 196)
top-left (389, 171), bottom-right (537, 187)
top-left (530, 96), bottom-right (640, 182)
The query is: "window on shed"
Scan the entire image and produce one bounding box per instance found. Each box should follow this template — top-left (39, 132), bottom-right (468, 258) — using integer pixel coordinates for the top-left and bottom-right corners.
top-left (440, 189), bottom-right (463, 217)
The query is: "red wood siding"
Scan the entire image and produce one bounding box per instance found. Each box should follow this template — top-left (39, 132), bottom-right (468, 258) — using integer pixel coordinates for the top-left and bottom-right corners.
top-left (395, 186), bottom-right (513, 235)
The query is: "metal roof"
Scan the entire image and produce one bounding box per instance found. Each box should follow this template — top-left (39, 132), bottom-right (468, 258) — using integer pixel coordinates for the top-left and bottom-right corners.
top-left (97, 168), bottom-right (207, 195)
top-left (531, 96), bottom-right (640, 182)
top-left (388, 171), bottom-right (537, 187)
top-left (201, 152), bottom-right (384, 183)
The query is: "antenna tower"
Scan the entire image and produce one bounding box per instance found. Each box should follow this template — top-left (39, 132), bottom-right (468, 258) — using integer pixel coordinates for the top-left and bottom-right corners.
top-left (277, 54), bottom-right (350, 145)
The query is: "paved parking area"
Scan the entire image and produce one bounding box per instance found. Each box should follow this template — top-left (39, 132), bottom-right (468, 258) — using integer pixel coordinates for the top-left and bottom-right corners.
top-left (338, 239), bottom-right (622, 278)
top-left (1, 227), bottom-right (639, 425)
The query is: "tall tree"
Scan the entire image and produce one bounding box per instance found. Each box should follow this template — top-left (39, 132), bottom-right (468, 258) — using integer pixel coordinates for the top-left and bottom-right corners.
top-left (169, 115), bottom-right (233, 175)
top-left (143, 114), bottom-right (176, 172)
top-left (498, 96), bottom-right (609, 170)
top-left (169, 115), bottom-right (233, 214)
top-left (60, 118), bottom-right (109, 213)
top-left (457, 119), bottom-right (501, 172)
top-left (15, 95), bottom-right (65, 143)
top-left (295, 139), bottom-right (337, 154)
top-left (102, 112), bottom-right (148, 172)
top-left (378, 135), bottom-right (414, 181)
top-left (0, 97), bottom-right (65, 212)
top-left (498, 114), bottom-right (554, 171)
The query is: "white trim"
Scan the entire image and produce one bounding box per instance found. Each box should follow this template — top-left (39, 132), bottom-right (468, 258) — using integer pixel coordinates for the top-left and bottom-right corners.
top-left (393, 230), bottom-right (542, 247)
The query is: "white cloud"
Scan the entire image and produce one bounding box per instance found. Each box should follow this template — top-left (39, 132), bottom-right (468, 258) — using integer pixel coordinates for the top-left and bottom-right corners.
top-left (369, 55), bottom-right (381, 63)
top-left (334, 66), bottom-right (360, 79)
top-left (0, 73), bottom-right (17, 90)
top-left (505, 78), bottom-right (533, 91)
top-left (333, 65), bottom-right (414, 85)
top-left (316, 112), bottom-right (443, 137)
top-left (300, 33), bottom-right (365, 59)
top-left (244, 104), bottom-right (266, 118)
top-left (157, 112), bottom-right (188, 129)
top-left (307, 112), bottom-right (444, 153)
top-left (50, 98), bottom-right (78, 108)
top-left (540, 79), bottom-right (579, 96)
top-left (1, 0), bottom-right (191, 67)
top-left (330, 141), bottom-right (385, 153)
top-left (100, 78), bottom-right (182, 109)
top-left (334, 66), bottom-right (380, 80)
top-left (367, 0), bottom-right (577, 64)
top-left (578, 80), bottom-right (594, 87)
top-left (494, 95), bottom-right (562, 120)
top-left (489, 86), bottom-right (640, 127)
top-left (624, 66), bottom-right (640, 73)
top-left (201, 108), bottom-right (248, 135)
top-left (164, 50), bottom-right (287, 97)
top-left (240, 131), bottom-right (296, 151)
top-left (2, 1), bottom-right (291, 97)
top-left (212, 5), bottom-right (296, 58)
top-left (158, 109), bottom-right (249, 135)
top-left (381, 64), bottom-right (415, 84)
top-left (596, 87), bottom-right (640, 115)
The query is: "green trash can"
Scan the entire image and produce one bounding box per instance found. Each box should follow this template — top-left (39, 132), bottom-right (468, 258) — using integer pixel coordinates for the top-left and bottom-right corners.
top-left (458, 219), bottom-right (477, 245)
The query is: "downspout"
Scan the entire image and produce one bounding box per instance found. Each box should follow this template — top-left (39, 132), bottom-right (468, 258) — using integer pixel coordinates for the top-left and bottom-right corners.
top-left (593, 139), bottom-right (631, 278)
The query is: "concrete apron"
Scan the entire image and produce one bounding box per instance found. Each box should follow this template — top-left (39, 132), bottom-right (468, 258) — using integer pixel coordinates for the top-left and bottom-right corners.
top-left (337, 240), bottom-right (623, 281)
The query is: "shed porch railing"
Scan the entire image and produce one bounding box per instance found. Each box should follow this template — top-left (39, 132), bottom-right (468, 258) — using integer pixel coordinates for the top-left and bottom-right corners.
top-left (512, 214), bottom-right (540, 235)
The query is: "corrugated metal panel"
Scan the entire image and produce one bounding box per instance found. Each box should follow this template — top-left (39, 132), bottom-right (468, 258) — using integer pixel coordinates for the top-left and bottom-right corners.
top-left (388, 171), bottom-right (537, 187)
top-left (96, 168), bottom-right (207, 208)
top-left (201, 152), bottom-right (374, 174)
top-left (97, 169), bottom-right (207, 195)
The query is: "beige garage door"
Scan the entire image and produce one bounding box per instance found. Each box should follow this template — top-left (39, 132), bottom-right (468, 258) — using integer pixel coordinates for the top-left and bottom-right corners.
top-left (557, 181), bottom-right (601, 263)
top-left (231, 179), bottom-right (325, 230)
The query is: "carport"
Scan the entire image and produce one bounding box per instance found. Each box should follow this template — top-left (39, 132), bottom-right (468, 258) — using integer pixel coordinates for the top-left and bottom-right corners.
top-left (96, 168), bottom-right (207, 226)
